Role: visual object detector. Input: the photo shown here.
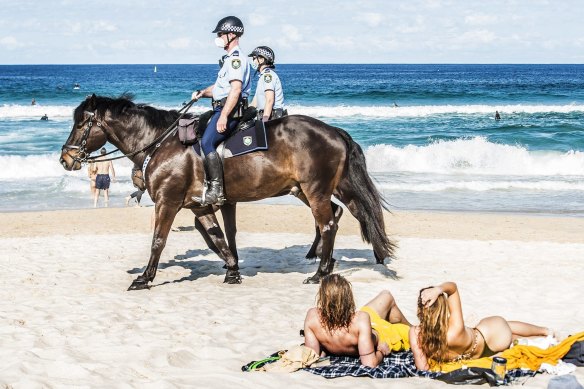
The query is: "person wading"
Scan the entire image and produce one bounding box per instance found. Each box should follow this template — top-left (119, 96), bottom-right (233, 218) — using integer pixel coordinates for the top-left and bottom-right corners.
top-left (191, 16), bottom-right (251, 206)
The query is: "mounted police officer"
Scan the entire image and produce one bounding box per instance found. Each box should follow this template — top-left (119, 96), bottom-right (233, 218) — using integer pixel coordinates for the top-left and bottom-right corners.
top-left (248, 46), bottom-right (286, 121)
top-left (192, 16), bottom-right (251, 205)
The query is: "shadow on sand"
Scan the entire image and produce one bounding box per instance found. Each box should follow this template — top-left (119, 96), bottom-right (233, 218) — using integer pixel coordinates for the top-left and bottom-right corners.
top-left (127, 244), bottom-right (398, 288)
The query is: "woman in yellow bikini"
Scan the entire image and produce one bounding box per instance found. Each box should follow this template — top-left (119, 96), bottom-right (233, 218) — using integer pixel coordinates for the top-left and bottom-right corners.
top-left (409, 281), bottom-right (554, 370)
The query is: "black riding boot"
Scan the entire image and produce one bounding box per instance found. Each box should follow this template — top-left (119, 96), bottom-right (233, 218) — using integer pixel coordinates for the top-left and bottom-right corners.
top-left (197, 151), bottom-right (225, 206)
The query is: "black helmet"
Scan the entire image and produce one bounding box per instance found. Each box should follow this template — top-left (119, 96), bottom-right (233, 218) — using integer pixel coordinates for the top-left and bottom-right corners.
top-left (248, 46), bottom-right (275, 64)
top-left (212, 16), bottom-right (244, 36)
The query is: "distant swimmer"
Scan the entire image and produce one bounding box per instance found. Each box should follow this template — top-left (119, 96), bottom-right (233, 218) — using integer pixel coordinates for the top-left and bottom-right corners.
top-left (393, 102), bottom-right (399, 108)
top-left (31, 98), bottom-right (36, 106)
top-left (40, 114), bottom-right (48, 121)
top-left (495, 110), bottom-right (501, 120)
top-left (73, 83), bottom-right (80, 90)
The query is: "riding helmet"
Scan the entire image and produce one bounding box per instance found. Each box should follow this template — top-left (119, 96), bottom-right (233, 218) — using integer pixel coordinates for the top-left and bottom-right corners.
top-left (212, 16), bottom-right (244, 36)
top-left (248, 46), bottom-right (275, 64)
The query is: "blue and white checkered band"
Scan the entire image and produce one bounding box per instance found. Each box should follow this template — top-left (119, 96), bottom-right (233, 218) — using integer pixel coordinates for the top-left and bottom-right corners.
top-left (220, 23), bottom-right (244, 33)
top-left (254, 48), bottom-right (273, 61)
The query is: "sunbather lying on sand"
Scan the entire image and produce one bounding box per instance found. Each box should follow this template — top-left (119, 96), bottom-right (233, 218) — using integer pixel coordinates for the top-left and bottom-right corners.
top-left (303, 274), bottom-right (412, 368)
top-left (410, 281), bottom-right (555, 370)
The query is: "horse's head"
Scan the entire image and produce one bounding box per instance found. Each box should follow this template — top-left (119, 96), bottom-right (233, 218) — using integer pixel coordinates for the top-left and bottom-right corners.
top-left (60, 94), bottom-right (108, 171)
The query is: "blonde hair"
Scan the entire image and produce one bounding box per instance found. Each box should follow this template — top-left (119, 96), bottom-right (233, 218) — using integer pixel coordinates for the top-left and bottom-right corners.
top-left (417, 287), bottom-right (450, 362)
top-left (316, 274), bottom-right (356, 333)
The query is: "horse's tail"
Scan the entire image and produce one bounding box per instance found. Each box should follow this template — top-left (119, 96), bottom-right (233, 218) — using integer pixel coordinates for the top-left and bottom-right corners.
top-left (334, 127), bottom-right (396, 261)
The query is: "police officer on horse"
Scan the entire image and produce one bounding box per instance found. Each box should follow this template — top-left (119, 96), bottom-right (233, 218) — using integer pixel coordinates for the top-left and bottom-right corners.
top-left (249, 46), bottom-right (286, 121)
top-left (192, 16), bottom-right (251, 206)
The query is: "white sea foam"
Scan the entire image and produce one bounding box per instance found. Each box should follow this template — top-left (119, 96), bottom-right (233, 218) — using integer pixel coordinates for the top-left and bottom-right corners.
top-left (2, 103), bottom-right (584, 119)
top-left (0, 153), bottom-right (134, 180)
top-left (377, 180), bottom-right (584, 192)
top-left (365, 137), bottom-right (584, 176)
top-left (2, 138), bottom-right (583, 186)
top-left (287, 104), bottom-right (584, 118)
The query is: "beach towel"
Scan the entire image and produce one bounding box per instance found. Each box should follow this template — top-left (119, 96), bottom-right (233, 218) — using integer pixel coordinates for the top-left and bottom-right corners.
top-left (304, 350), bottom-right (439, 379)
top-left (303, 350), bottom-right (536, 384)
top-left (429, 331), bottom-right (584, 373)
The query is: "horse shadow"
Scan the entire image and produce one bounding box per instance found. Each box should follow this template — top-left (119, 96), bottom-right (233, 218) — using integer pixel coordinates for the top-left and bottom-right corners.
top-left (127, 245), bottom-right (399, 288)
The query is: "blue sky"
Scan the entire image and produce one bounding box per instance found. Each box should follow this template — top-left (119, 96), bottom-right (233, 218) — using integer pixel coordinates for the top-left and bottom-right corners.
top-left (0, 0), bottom-right (582, 64)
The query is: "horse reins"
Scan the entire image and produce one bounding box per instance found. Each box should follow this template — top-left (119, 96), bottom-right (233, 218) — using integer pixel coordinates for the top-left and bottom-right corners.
top-left (63, 99), bottom-right (197, 165)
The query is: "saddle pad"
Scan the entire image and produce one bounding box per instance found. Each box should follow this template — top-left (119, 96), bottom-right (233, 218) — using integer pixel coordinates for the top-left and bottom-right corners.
top-left (192, 120), bottom-right (268, 159)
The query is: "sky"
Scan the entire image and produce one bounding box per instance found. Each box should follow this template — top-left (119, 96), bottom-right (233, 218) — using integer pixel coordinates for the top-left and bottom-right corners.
top-left (0, 0), bottom-right (583, 64)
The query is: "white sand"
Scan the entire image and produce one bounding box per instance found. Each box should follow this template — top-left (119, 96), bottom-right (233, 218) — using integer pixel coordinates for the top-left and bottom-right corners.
top-left (0, 207), bottom-right (583, 388)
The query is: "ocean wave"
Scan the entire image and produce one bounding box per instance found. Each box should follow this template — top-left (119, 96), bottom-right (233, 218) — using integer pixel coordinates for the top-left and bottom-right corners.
top-left (377, 180), bottom-right (584, 192)
top-left (365, 137), bottom-right (584, 176)
top-left (0, 153), bottom-right (134, 180)
top-left (2, 103), bottom-right (584, 119)
top-left (2, 137), bottom-right (584, 183)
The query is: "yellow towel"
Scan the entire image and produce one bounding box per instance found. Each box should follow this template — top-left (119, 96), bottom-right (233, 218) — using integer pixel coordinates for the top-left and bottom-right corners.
top-left (360, 306), bottom-right (411, 352)
top-left (429, 331), bottom-right (584, 373)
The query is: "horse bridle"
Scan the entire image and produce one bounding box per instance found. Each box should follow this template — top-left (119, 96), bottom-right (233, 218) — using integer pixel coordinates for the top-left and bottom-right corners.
top-left (61, 111), bottom-right (104, 165)
top-left (61, 99), bottom-right (197, 167)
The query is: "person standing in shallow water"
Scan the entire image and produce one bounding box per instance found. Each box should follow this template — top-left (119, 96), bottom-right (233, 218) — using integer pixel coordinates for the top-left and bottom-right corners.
top-left (93, 148), bottom-right (116, 208)
top-left (87, 162), bottom-right (98, 197)
top-left (495, 111), bottom-right (501, 120)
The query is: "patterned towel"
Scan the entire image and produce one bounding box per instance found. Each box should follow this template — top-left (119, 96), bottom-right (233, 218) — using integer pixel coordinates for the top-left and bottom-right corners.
top-left (303, 350), bottom-right (439, 379)
top-left (303, 350), bottom-right (537, 385)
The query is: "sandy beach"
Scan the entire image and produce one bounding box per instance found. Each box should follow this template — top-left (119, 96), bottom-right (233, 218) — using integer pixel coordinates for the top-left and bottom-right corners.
top-left (0, 204), bottom-right (582, 388)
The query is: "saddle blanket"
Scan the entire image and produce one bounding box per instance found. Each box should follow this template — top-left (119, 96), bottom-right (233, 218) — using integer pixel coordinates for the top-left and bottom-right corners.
top-left (192, 119), bottom-right (268, 159)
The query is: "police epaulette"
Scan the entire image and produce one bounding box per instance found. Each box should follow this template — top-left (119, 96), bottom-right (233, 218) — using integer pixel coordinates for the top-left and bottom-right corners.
top-left (232, 51), bottom-right (239, 56)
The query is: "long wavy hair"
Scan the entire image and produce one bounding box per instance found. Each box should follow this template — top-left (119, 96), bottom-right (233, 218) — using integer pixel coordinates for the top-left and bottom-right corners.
top-left (316, 274), bottom-right (356, 333)
top-left (417, 287), bottom-right (450, 362)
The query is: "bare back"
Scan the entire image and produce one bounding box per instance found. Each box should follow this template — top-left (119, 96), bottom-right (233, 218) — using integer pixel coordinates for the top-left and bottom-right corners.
top-left (303, 308), bottom-right (382, 367)
top-left (95, 160), bottom-right (112, 175)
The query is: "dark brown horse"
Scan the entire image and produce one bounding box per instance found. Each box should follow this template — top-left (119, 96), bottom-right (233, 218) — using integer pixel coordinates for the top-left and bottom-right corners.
top-left (60, 94), bottom-right (395, 290)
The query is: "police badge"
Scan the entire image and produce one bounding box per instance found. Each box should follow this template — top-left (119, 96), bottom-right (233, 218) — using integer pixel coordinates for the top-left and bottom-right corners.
top-left (264, 74), bottom-right (272, 83)
top-left (232, 59), bottom-right (241, 69)
top-left (243, 136), bottom-right (252, 146)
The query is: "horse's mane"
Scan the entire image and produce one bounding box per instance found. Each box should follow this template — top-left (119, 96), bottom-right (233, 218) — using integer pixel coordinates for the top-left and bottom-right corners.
top-left (74, 93), bottom-right (180, 129)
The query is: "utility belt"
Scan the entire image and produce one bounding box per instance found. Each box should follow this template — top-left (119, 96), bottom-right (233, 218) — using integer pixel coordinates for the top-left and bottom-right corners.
top-left (258, 108), bottom-right (288, 120)
top-left (212, 96), bottom-right (249, 119)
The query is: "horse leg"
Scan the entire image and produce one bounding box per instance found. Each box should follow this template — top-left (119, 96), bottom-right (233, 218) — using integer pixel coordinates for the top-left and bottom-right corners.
top-left (192, 206), bottom-right (242, 284)
top-left (296, 193), bottom-right (343, 260)
top-left (128, 202), bottom-right (181, 291)
top-left (302, 193), bottom-right (338, 284)
top-left (191, 210), bottom-right (221, 257)
top-left (219, 202), bottom-right (239, 263)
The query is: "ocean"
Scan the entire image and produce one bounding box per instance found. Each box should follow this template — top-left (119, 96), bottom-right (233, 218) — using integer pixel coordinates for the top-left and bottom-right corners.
top-left (1, 64), bottom-right (583, 215)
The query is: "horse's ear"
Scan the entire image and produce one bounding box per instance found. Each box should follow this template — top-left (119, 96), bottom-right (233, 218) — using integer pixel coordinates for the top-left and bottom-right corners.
top-left (87, 93), bottom-right (97, 110)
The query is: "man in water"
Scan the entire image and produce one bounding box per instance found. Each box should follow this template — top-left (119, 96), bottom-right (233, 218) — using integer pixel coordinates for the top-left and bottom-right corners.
top-left (93, 148), bottom-right (116, 208)
top-left (495, 111), bottom-right (501, 120)
top-left (40, 114), bottom-right (48, 121)
top-left (303, 274), bottom-right (412, 368)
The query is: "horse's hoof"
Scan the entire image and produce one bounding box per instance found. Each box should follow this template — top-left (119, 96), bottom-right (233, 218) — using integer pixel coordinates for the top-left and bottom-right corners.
top-left (224, 270), bottom-right (242, 284)
top-left (303, 274), bottom-right (321, 284)
top-left (127, 278), bottom-right (151, 291)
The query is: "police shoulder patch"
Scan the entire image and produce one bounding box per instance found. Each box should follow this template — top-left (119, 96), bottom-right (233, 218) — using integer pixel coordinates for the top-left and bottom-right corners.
top-left (264, 74), bottom-right (272, 83)
top-left (232, 59), bottom-right (241, 69)
top-left (232, 50), bottom-right (239, 56)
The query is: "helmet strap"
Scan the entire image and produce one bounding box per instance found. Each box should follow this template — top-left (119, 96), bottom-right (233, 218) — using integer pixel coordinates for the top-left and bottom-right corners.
top-left (224, 33), bottom-right (237, 50)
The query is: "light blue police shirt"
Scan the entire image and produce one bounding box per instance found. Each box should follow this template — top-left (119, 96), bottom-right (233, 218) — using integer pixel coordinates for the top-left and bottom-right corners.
top-left (254, 68), bottom-right (284, 110)
top-left (212, 46), bottom-right (251, 101)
